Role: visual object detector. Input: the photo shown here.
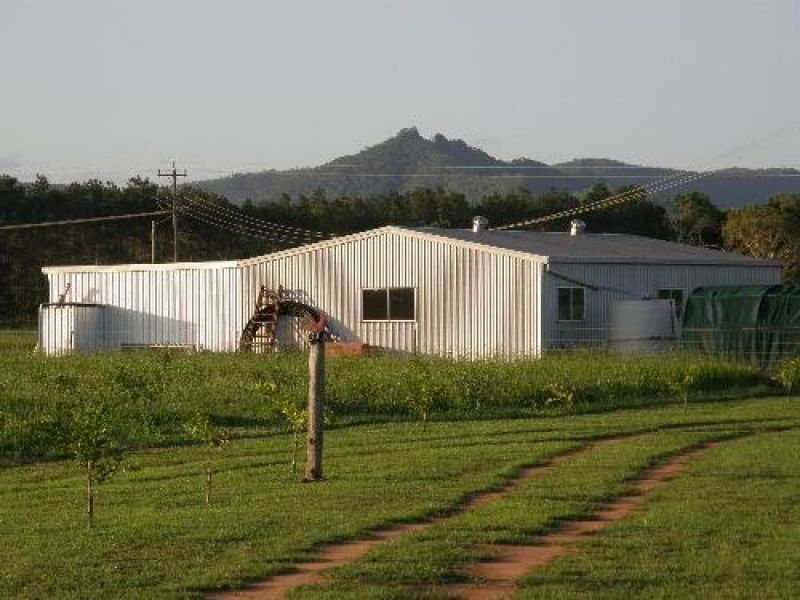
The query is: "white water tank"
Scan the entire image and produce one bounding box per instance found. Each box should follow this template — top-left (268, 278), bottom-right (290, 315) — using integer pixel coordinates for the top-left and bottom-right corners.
top-left (608, 299), bottom-right (677, 352)
top-left (38, 303), bottom-right (106, 355)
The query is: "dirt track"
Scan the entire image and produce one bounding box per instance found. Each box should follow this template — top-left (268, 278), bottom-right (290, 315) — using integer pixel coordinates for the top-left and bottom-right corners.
top-left (440, 441), bottom-right (719, 600)
top-left (209, 437), bottom-right (721, 600)
top-left (209, 437), bottom-right (623, 600)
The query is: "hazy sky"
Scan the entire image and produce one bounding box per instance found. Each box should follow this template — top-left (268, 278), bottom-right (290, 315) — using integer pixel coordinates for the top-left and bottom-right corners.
top-left (2, 0), bottom-right (799, 183)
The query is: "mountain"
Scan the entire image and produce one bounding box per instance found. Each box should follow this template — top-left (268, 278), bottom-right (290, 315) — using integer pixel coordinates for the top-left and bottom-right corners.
top-left (326, 127), bottom-right (512, 171)
top-left (196, 128), bottom-right (800, 207)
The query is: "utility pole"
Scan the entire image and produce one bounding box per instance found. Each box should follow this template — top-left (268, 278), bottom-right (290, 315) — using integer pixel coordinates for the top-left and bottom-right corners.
top-left (158, 160), bottom-right (187, 262)
top-left (304, 337), bottom-right (325, 482)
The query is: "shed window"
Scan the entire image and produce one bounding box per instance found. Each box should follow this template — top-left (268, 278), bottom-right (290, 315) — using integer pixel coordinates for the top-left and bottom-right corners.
top-left (362, 289), bottom-right (388, 320)
top-left (362, 287), bottom-right (416, 321)
top-left (657, 289), bottom-right (685, 319)
top-left (558, 287), bottom-right (585, 321)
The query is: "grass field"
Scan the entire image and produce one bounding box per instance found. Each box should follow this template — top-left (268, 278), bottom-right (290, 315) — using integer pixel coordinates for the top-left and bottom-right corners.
top-left (0, 395), bottom-right (797, 599)
top-left (1, 329), bottom-right (798, 598)
top-left (0, 328), bottom-right (779, 464)
top-left (517, 428), bottom-right (800, 599)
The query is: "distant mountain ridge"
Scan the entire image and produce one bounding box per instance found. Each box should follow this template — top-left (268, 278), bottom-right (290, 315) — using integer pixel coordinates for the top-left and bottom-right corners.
top-left (197, 128), bottom-right (800, 207)
top-left (325, 126), bottom-right (532, 171)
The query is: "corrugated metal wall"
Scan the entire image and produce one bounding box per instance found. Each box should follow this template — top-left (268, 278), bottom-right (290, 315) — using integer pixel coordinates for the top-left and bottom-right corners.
top-left (38, 304), bottom-right (106, 355)
top-left (541, 262), bottom-right (783, 348)
top-left (43, 264), bottom-right (243, 353)
top-left (240, 230), bottom-right (544, 359)
top-left (38, 229), bottom-right (782, 358)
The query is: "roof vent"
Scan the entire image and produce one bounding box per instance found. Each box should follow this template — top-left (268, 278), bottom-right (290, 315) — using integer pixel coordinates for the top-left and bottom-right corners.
top-left (570, 219), bottom-right (586, 236)
top-left (472, 216), bottom-right (489, 233)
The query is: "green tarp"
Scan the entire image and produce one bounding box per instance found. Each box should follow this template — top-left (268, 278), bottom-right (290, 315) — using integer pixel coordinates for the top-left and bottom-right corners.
top-left (681, 285), bottom-right (800, 365)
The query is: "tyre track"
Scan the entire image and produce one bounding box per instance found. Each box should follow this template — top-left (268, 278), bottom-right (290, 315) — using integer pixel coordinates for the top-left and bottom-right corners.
top-left (208, 436), bottom-right (626, 600)
top-left (440, 440), bottom-right (723, 600)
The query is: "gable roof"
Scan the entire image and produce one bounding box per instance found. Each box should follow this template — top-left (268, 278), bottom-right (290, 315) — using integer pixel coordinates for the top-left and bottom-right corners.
top-left (404, 227), bottom-right (782, 266)
top-left (238, 225), bottom-right (782, 267)
top-left (42, 225), bottom-right (782, 273)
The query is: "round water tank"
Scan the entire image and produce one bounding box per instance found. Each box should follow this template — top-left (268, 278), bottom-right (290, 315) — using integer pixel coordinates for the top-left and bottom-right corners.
top-left (608, 299), bottom-right (677, 352)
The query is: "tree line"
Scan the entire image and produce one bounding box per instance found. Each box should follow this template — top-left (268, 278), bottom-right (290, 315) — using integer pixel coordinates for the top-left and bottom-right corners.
top-left (1, 174), bottom-right (798, 324)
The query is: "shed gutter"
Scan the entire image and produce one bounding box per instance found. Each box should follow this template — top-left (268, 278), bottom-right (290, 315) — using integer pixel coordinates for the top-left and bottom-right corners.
top-left (42, 260), bottom-right (238, 274)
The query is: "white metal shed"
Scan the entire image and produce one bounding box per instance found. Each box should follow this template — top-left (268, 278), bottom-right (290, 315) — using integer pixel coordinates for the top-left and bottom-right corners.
top-left (39, 225), bottom-right (782, 357)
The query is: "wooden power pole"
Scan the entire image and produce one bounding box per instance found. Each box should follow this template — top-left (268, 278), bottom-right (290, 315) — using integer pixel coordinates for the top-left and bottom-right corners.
top-left (304, 338), bottom-right (325, 481)
top-left (158, 160), bottom-right (187, 262)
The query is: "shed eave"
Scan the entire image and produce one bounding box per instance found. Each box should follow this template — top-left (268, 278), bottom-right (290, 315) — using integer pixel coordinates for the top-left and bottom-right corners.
top-left (41, 259), bottom-right (238, 274)
top-left (393, 227), bottom-right (550, 263)
top-left (236, 227), bottom-right (396, 267)
top-left (237, 225), bottom-right (551, 266)
top-left (546, 257), bottom-right (783, 267)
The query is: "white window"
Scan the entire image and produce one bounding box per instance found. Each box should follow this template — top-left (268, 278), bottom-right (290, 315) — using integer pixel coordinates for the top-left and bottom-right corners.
top-left (558, 287), bottom-right (585, 321)
top-left (362, 287), bottom-right (416, 321)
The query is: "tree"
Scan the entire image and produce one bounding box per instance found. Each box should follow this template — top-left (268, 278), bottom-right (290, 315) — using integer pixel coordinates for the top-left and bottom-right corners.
top-left (672, 192), bottom-right (724, 247)
top-left (580, 184), bottom-right (676, 240)
top-left (275, 395), bottom-right (307, 474)
top-left (29, 174), bottom-right (51, 197)
top-left (723, 194), bottom-right (800, 282)
top-left (187, 410), bottom-right (231, 506)
top-left (67, 399), bottom-right (123, 529)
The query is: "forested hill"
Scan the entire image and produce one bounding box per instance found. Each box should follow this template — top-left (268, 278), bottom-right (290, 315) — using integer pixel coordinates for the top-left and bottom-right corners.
top-left (196, 127), bottom-right (800, 207)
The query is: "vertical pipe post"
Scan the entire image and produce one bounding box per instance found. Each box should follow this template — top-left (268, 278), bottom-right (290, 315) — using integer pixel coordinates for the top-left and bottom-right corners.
top-left (157, 160), bottom-right (186, 263)
top-left (304, 339), bottom-right (325, 481)
top-left (172, 172), bottom-right (178, 263)
top-left (151, 220), bottom-right (156, 264)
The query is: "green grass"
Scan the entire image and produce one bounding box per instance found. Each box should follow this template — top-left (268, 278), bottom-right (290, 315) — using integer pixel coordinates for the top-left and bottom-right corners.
top-left (0, 396), bottom-right (797, 599)
top-left (290, 430), bottom-right (710, 596)
top-left (0, 329), bottom-right (796, 597)
top-left (517, 428), bottom-right (800, 599)
top-left (0, 332), bottom-right (776, 463)
top-left (0, 328), bottom-right (36, 351)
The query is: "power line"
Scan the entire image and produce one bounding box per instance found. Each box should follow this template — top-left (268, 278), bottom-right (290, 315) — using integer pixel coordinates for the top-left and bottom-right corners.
top-left (490, 118), bottom-right (800, 231)
top-left (493, 168), bottom-right (710, 230)
top-left (156, 192), bottom-right (322, 245)
top-left (183, 192), bottom-right (328, 239)
top-left (179, 204), bottom-right (316, 245)
top-left (0, 210), bottom-right (170, 231)
top-left (181, 207), bottom-right (319, 244)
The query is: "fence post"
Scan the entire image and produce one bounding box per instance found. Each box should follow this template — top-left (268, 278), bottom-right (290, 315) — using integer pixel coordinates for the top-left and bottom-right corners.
top-left (304, 339), bottom-right (325, 481)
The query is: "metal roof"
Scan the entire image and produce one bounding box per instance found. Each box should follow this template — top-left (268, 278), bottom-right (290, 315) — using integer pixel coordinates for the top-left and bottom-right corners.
top-left (404, 227), bottom-right (782, 266)
top-left (41, 226), bottom-right (782, 272)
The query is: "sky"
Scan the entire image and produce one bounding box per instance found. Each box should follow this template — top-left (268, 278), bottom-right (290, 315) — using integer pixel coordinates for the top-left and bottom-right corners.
top-left (1, 0), bottom-right (799, 184)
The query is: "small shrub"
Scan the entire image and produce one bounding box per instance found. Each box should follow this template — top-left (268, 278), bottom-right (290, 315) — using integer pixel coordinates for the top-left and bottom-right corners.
top-left (544, 383), bottom-right (576, 412)
top-left (273, 394), bottom-right (307, 474)
top-left (405, 362), bottom-right (446, 429)
top-left (668, 367), bottom-right (698, 412)
top-left (187, 410), bottom-right (231, 506)
top-left (67, 398), bottom-right (124, 529)
top-left (774, 357), bottom-right (800, 395)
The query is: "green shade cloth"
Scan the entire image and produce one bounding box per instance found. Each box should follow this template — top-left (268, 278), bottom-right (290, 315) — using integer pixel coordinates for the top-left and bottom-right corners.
top-left (682, 285), bottom-right (800, 366)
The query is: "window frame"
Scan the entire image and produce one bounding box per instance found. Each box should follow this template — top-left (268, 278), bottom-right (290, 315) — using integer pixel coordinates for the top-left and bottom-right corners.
top-left (557, 286), bottom-right (586, 322)
top-left (361, 286), bottom-right (417, 323)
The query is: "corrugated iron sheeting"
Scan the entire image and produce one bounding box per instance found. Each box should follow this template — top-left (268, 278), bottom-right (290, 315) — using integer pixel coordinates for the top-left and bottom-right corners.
top-left (541, 262), bottom-right (782, 348)
top-left (38, 304), bottom-right (105, 355)
top-left (37, 227), bottom-right (781, 358)
top-left (240, 230), bottom-right (543, 358)
top-left (42, 266), bottom-right (243, 354)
